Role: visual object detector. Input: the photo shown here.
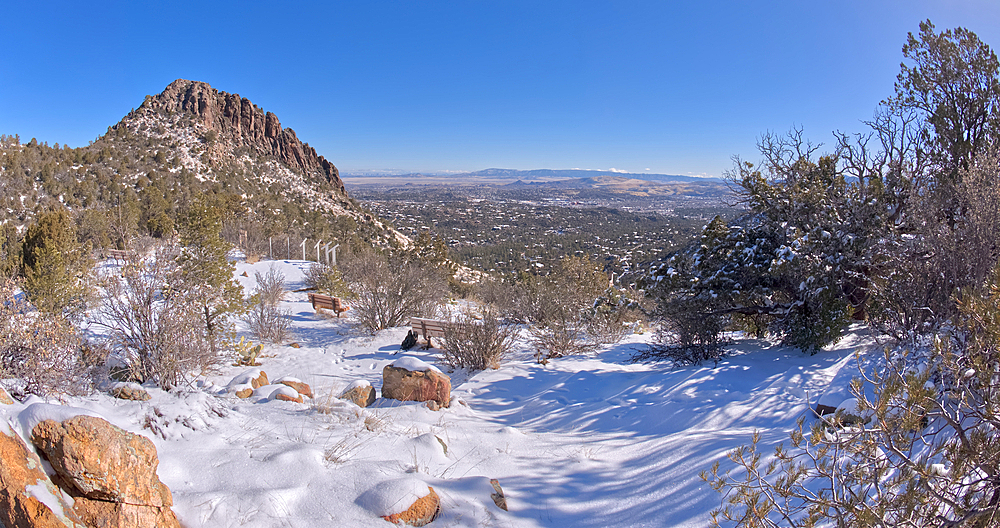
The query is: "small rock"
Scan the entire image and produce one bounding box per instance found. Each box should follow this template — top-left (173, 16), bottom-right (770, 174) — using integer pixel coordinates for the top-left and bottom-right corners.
top-left (490, 478), bottom-right (508, 511)
top-left (110, 385), bottom-right (151, 401)
top-left (277, 379), bottom-right (313, 398)
top-left (275, 393), bottom-right (304, 403)
top-left (289, 342), bottom-right (301, 348)
top-left (235, 388), bottom-right (253, 399)
top-left (241, 271), bottom-right (249, 277)
top-left (0, 387), bottom-right (13, 405)
top-left (382, 487), bottom-right (441, 527)
top-left (340, 381), bottom-right (376, 408)
top-left (229, 369), bottom-right (269, 391)
top-left (426, 400), bottom-right (440, 411)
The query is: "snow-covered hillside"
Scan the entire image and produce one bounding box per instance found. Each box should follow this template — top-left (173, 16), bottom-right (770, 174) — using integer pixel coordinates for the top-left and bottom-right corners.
top-left (1, 259), bottom-right (873, 527)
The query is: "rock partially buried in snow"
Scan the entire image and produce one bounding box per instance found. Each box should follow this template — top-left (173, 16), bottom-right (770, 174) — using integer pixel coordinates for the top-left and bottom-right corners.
top-left (254, 383), bottom-right (303, 402)
top-left (109, 384), bottom-right (151, 401)
top-left (276, 377), bottom-right (313, 398)
top-left (275, 393), bottom-right (304, 403)
top-left (357, 478), bottom-right (440, 526)
top-left (490, 478), bottom-right (508, 511)
top-left (382, 357), bottom-right (451, 408)
top-left (229, 368), bottom-right (269, 390)
top-left (340, 379), bottom-right (376, 408)
top-left (0, 387), bottom-right (13, 405)
top-left (0, 421), bottom-right (83, 528)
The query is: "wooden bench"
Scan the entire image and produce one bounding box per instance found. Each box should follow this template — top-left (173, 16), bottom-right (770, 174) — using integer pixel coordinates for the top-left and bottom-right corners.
top-left (307, 293), bottom-right (350, 317)
top-left (409, 317), bottom-right (450, 349)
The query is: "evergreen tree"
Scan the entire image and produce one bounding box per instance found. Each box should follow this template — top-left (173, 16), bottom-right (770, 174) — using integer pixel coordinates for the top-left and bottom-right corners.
top-left (175, 199), bottom-right (245, 355)
top-left (21, 208), bottom-right (92, 316)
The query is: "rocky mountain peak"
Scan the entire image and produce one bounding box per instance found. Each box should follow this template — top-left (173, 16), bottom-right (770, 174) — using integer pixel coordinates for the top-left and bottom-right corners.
top-left (131, 79), bottom-right (344, 195)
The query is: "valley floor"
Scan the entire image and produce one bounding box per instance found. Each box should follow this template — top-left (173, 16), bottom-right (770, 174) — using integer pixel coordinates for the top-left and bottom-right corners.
top-left (2, 259), bottom-right (873, 527)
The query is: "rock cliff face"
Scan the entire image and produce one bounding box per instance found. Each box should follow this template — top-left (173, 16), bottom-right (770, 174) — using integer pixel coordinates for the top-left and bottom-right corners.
top-left (131, 79), bottom-right (345, 195)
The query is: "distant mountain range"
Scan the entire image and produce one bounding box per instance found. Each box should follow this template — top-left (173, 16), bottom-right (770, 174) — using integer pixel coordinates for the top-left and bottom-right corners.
top-left (341, 168), bottom-right (723, 186)
top-left (460, 168), bottom-right (722, 184)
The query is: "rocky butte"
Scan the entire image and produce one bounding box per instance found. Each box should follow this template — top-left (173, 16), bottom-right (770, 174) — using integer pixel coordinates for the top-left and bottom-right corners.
top-left (123, 78), bottom-right (345, 196)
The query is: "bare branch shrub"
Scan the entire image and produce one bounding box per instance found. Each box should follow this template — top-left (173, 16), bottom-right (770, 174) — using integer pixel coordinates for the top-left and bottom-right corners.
top-left (94, 248), bottom-right (212, 389)
top-left (244, 300), bottom-right (290, 344)
top-left (254, 266), bottom-right (286, 308)
top-left (441, 307), bottom-right (519, 370)
top-left (0, 279), bottom-right (91, 398)
top-left (339, 248), bottom-right (448, 334)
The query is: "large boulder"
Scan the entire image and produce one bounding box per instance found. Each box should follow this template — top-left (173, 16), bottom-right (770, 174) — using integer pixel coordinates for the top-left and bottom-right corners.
top-left (30, 415), bottom-right (180, 528)
top-left (0, 423), bottom-right (83, 528)
top-left (382, 358), bottom-right (451, 408)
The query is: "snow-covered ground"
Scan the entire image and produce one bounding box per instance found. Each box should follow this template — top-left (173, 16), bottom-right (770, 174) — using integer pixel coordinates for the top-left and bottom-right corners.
top-left (1, 259), bottom-right (875, 527)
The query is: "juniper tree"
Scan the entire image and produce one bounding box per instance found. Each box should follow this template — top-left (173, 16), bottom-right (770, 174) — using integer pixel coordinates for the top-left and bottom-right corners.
top-left (21, 208), bottom-right (93, 317)
top-left (175, 199), bottom-right (245, 355)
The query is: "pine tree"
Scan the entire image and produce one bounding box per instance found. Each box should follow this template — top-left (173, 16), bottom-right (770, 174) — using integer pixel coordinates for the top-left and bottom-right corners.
top-left (175, 199), bottom-right (245, 355)
top-left (21, 208), bottom-right (92, 316)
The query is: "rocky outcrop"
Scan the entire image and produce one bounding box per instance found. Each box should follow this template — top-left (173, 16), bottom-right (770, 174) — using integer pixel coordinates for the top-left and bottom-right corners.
top-left (130, 79), bottom-right (345, 195)
top-left (382, 361), bottom-right (451, 409)
top-left (0, 424), bottom-right (83, 528)
top-left (30, 416), bottom-right (180, 528)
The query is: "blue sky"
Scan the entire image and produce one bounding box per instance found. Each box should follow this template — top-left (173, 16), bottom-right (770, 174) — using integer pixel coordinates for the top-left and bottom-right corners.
top-left (2, 1), bottom-right (998, 178)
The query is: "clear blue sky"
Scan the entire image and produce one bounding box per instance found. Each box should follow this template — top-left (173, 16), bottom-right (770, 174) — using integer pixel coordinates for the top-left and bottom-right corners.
top-left (2, 1), bottom-right (998, 178)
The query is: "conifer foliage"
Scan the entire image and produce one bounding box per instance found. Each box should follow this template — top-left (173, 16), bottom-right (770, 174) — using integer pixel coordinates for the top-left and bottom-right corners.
top-left (21, 208), bottom-right (92, 316)
top-left (176, 199), bottom-right (246, 355)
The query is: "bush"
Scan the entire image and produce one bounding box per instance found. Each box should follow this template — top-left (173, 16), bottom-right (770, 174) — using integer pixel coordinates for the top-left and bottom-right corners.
top-left (703, 267), bottom-right (1000, 527)
top-left (441, 307), bottom-right (519, 370)
top-left (254, 267), bottom-right (286, 308)
top-left (634, 296), bottom-right (729, 366)
top-left (303, 262), bottom-right (351, 297)
top-left (244, 267), bottom-right (290, 343)
top-left (95, 247), bottom-right (213, 389)
top-left (0, 278), bottom-right (91, 398)
top-left (339, 248), bottom-right (448, 334)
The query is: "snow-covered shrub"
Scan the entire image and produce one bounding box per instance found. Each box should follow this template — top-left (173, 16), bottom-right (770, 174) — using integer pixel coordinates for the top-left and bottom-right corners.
top-left (0, 278), bottom-right (91, 398)
top-left (441, 307), bottom-right (518, 370)
top-left (635, 297), bottom-right (729, 366)
top-left (339, 248), bottom-right (448, 334)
